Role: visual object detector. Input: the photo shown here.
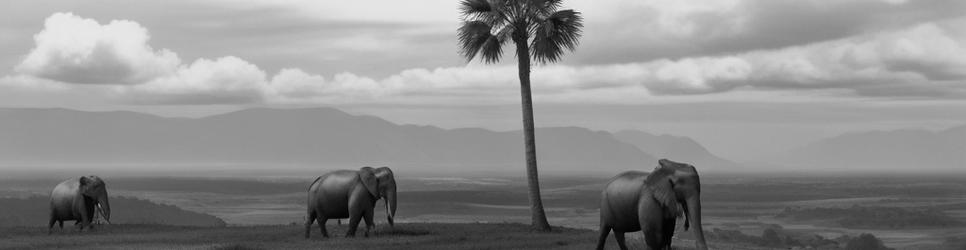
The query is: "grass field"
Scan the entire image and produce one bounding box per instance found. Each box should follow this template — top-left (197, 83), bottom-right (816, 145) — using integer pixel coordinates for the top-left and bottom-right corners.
top-left (0, 223), bottom-right (723, 250)
top-left (3, 173), bottom-right (965, 249)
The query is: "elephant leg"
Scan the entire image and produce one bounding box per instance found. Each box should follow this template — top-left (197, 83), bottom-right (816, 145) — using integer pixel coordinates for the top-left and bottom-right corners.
top-left (304, 211), bottom-right (317, 239)
top-left (318, 217), bottom-right (329, 238)
top-left (614, 232), bottom-right (629, 250)
top-left (58, 220), bottom-right (63, 229)
top-left (47, 217), bottom-right (56, 235)
top-left (595, 225), bottom-right (611, 250)
top-left (363, 208), bottom-right (375, 237)
top-left (643, 225), bottom-right (664, 250)
top-left (663, 219), bottom-right (676, 250)
top-left (79, 211), bottom-right (90, 231)
top-left (346, 214), bottom-right (362, 238)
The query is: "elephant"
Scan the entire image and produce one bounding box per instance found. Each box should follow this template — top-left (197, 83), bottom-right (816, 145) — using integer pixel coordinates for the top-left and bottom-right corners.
top-left (305, 166), bottom-right (397, 239)
top-left (596, 159), bottom-right (707, 250)
top-left (48, 175), bottom-right (111, 234)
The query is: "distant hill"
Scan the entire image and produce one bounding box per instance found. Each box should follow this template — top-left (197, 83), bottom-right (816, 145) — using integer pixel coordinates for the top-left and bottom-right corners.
top-left (613, 130), bottom-right (736, 170)
top-left (0, 107), bottom-right (661, 173)
top-left (775, 125), bottom-right (966, 171)
top-left (0, 196), bottom-right (226, 227)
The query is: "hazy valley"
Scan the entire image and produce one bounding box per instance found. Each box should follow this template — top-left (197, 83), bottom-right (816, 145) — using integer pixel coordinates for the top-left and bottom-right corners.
top-left (1, 108), bottom-right (964, 249)
top-left (3, 172), bottom-right (966, 249)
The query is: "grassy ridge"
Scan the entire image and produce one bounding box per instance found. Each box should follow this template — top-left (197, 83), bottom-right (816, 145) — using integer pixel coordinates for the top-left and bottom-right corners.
top-left (0, 196), bottom-right (226, 227)
top-left (0, 223), bottom-right (726, 250)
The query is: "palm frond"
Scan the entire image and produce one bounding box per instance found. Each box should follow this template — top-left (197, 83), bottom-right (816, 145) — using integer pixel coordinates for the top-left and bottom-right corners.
top-left (543, 0), bottom-right (564, 10)
top-left (502, 0), bottom-right (527, 23)
top-left (457, 21), bottom-right (505, 63)
top-left (460, 0), bottom-right (492, 19)
top-left (494, 23), bottom-right (515, 41)
top-left (530, 9), bottom-right (583, 63)
top-left (479, 33), bottom-right (506, 64)
top-left (463, 0), bottom-right (513, 26)
top-left (527, 0), bottom-right (563, 17)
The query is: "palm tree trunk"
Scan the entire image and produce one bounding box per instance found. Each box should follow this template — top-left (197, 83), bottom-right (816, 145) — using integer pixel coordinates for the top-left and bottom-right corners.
top-left (515, 39), bottom-right (552, 232)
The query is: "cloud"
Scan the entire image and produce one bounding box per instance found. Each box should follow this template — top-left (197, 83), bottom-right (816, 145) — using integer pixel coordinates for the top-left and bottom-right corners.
top-left (572, 0), bottom-right (966, 64)
top-left (118, 56), bottom-right (268, 104)
top-left (15, 13), bottom-right (180, 84)
top-left (0, 75), bottom-right (71, 91)
top-left (265, 66), bottom-right (529, 105)
top-left (5, 12), bottom-right (966, 106)
top-left (267, 69), bottom-right (388, 103)
top-left (9, 0), bottom-right (962, 80)
top-left (630, 21), bottom-right (966, 98)
top-left (206, 0), bottom-right (459, 24)
top-left (647, 57), bottom-right (752, 94)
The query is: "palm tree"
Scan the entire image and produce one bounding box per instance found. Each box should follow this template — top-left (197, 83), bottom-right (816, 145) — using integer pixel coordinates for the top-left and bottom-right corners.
top-left (457, 0), bottom-right (583, 232)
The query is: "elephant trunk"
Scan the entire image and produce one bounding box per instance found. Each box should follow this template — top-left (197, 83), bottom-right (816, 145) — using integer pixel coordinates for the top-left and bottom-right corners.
top-left (686, 196), bottom-right (707, 250)
top-left (386, 185), bottom-right (397, 226)
top-left (97, 191), bottom-right (111, 223)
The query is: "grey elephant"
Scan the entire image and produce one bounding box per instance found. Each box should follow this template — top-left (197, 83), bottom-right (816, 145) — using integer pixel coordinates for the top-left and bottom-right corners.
top-left (596, 159), bottom-right (707, 250)
top-left (305, 166), bottom-right (397, 238)
top-left (48, 175), bottom-right (111, 234)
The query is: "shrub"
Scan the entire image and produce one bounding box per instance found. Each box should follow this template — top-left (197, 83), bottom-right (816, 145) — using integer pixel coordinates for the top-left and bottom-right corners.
top-left (845, 233), bottom-right (894, 250)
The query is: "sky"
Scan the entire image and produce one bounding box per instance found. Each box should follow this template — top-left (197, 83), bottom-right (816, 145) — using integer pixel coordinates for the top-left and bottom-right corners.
top-left (1, 0), bottom-right (965, 161)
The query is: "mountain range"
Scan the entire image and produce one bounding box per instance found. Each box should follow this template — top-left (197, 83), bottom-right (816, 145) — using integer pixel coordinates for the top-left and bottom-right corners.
top-left (613, 130), bottom-right (739, 169)
top-left (0, 107), bottom-right (733, 174)
top-left (774, 125), bottom-right (965, 171)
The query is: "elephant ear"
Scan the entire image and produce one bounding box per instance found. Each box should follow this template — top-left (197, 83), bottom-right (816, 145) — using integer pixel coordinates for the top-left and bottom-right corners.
top-left (358, 167), bottom-right (379, 198)
top-left (650, 178), bottom-right (681, 217)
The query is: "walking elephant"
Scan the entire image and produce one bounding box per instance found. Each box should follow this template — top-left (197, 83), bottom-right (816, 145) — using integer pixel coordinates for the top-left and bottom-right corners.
top-left (48, 175), bottom-right (111, 234)
top-left (596, 159), bottom-right (707, 250)
top-left (305, 166), bottom-right (397, 238)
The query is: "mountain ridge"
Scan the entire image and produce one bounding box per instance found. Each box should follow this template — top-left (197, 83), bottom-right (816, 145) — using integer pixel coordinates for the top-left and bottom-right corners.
top-left (613, 130), bottom-right (738, 169)
top-left (773, 125), bottom-right (965, 171)
top-left (0, 107), bottom-right (741, 173)
top-left (0, 107), bottom-right (645, 173)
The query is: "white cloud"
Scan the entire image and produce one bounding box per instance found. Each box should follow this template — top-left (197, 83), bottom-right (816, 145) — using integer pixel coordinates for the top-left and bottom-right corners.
top-left (119, 56), bottom-right (268, 104)
top-left (5, 12), bottom-right (966, 106)
top-left (648, 57), bottom-right (752, 94)
top-left (0, 74), bottom-right (72, 91)
top-left (267, 69), bottom-right (388, 103)
top-left (15, 13), bottom-right (180, 84)
top-left (572, 0), bottom-right (966, 64)
top-left (261, 64), bottom-right (651, 105)
top-left (265, 66), bottom-right (533, 105)
top-left (632, 21), bottom-right (966, 98)
top-left (631, 0), bottom-right (743, 39)
top-left (206, 0), bottom-right (459, 24)
top-left (858, 23), bottom-right (966, 80)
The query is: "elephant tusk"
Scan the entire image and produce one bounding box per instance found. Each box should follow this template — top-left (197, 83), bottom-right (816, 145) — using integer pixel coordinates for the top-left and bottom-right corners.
top-left (386, 202), bottom-right (392, 220)
top-left (97, 204), bottom-right (111, 224)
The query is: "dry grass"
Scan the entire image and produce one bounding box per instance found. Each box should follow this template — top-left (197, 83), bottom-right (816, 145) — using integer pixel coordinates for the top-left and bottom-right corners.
top-left (0, 223), bottom-right (760, 250)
